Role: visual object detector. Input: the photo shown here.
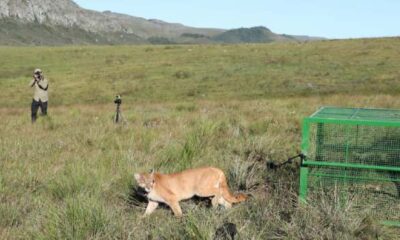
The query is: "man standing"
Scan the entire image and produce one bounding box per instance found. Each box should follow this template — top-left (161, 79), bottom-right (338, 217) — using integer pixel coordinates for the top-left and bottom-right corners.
top-left (30, 69), bottom-right (49, 122)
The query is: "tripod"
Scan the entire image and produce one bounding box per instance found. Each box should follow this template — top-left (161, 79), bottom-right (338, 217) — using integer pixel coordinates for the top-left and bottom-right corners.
top-left (113, 95), bottom-right (124, 123)
top-left (114, 102), bottom-right (123, 123)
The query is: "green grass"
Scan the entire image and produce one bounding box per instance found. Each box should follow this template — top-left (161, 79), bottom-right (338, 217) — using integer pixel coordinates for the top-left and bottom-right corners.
top-left (1, 37), bottom-right (400, 107)
top-left (1, 38), bottom-right (400, 239)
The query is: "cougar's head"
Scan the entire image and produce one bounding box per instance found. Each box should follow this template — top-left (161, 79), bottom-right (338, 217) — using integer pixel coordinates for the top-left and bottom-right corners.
top-left (134, 171), bottom-right (155, 193)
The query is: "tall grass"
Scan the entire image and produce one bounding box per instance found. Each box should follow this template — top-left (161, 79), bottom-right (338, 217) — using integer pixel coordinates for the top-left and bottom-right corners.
top-left (1, 38), bottom-right (400, 107)
top-left (1, 95), bottom-right (400, 239)
top-left (36, 196), bottom-right (118, 240)
top-left (1, 39), bottom-right (400, 239)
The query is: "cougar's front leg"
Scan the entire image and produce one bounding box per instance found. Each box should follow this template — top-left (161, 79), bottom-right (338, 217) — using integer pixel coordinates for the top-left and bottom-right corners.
top-left (144, 200), bottom-right (159, 216)
top-left (168, 201), bottom-right (183, 217)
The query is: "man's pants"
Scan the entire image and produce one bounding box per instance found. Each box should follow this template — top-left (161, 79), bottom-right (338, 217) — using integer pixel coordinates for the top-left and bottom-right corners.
top-left (31, 99), bottom-right (48, 122)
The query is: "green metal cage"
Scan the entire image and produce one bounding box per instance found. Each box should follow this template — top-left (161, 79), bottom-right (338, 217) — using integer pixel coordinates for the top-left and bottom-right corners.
top-left (299, 107), bottom-right (400, 226)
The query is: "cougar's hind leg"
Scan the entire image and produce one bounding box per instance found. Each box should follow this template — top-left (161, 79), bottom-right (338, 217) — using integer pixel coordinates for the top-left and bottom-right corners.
top-left (212, 195), bottom-right (224, 208)
top-left (220, 198), bottom-right (232, 209)
top-left (212, 196), bottom-right (219, 208)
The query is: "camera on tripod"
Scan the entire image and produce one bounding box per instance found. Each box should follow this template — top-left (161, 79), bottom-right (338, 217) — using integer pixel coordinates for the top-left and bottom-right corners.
top-left (114, 95), bottom-right (123, 123)
top-left (114, 95), bottom-right (122, 105)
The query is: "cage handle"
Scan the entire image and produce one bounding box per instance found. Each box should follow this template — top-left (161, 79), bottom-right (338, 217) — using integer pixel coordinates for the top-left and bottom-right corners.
top-left (267, 153), bottom-right (306, 170)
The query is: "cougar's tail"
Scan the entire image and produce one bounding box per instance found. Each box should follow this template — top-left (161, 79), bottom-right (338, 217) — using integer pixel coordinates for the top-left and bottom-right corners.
top-left (220, 181), bottom-right (247, 204)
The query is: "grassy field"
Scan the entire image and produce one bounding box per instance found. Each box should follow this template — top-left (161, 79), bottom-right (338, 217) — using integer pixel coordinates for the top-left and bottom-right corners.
top-left (1, 38), bottom-right (400, 239)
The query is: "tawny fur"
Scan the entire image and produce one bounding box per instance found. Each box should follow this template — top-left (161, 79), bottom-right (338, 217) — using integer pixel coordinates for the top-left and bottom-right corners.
top-left (134, 167), bottom-right (247, 217)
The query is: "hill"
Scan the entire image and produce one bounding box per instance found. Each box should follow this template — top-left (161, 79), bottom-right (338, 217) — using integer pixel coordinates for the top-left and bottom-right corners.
top-left (0, 0), bottom-right (222, 45)
top-left (212, 26), bottom-right (292, 43)
top-left (0, 0), bottom-right (321, 45)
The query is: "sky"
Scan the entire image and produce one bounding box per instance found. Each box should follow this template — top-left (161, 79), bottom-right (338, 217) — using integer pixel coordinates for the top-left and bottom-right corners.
top-left (74, 0), bottom-right (400, 39)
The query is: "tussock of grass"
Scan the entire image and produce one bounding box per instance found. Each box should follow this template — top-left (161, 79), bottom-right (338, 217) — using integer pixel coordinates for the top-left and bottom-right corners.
top-left (227, 157), bottom-right (264, 191)
top-left (157, 120), bottom-right (218, 172)
top-left (36, 196), bottom-right (119, 240)
top-left (45, 163), bottom-right (100, 200)
top-left (175, 103), bottom-right (197, 112)
top-left (248, 120), bottom-right (272, 136)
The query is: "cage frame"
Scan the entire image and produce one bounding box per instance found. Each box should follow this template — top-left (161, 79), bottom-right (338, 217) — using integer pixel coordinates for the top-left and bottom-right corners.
top-left (299, 106), bottom-right (400, 226)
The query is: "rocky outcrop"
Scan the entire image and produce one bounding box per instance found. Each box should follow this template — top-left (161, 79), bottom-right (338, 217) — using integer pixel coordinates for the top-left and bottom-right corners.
top-left (0, 0), bottom-right (222, 39)
top-left (0, 0), bottom-right (323, 45)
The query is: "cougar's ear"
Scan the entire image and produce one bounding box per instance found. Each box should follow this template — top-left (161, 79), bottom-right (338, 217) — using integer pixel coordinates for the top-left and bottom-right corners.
top-left (134, 173), bottom-right (141, 182)
top-left (150, 169), bottom-right (155, 183)
top-left (148, 169), bottom-right (154, 177)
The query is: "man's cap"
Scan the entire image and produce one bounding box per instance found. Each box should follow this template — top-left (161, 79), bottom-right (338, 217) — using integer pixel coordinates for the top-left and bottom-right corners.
top-left (34, 68), bottom-right (42, 74)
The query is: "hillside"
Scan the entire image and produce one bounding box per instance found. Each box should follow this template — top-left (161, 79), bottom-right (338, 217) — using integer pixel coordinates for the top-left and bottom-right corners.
top-left (0, 0), bottom-right (321, 45)
top-left (212, 26), bottom-right (293, 43)
top-left (0, 0), bottom-right (223, 45)
top-left (0, 18), bottom-right (146, 45)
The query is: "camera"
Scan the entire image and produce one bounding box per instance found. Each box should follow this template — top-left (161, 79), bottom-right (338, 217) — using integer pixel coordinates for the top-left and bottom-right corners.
top-left (114, 95), bottom-right (122, 105)
top-left (113, 95), bottom-right (123, 123)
